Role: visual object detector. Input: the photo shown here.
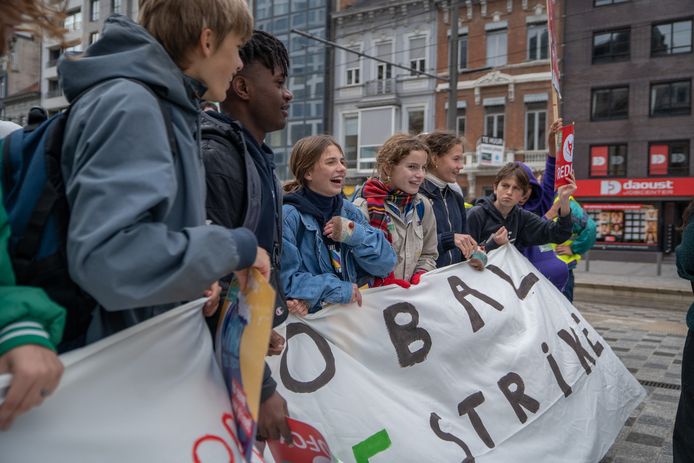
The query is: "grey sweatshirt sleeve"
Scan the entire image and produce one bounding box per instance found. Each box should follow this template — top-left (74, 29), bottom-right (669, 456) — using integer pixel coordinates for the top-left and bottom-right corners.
top-left (62, 83), bottom-right (257, 310)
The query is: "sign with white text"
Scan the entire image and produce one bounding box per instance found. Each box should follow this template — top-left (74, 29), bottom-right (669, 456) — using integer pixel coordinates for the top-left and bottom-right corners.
top-left (555, 123), bottom-right (575, 189)
top-left (574, 177), bottom-right (694, 198)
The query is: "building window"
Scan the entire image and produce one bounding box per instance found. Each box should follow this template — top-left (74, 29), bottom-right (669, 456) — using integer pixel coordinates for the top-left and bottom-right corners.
top-left (527, 23), bottom-right (548, 61)
top-left (594, 0), bottom-right (629, 5)
top-left (359, 107), bottom-right (395, 172)
top-left (64, 10), bottom-right (82, 32)
top-left (48, 47), bottom-right (61, 67)
top-left (112, 0), bottom-right (122, 14)
top-left (0, 75), bottom-right (6, 99)
top-left (650, 80), bottom-right (691, 117)
top-left (89, 32), bottom-right (100, 45)
top-left (344, 46), bottom-right (360, 86)
top-left (649, 141), bottom-right (690, 176)
top-left (652, 19), bottom-right (693, 56)
top-left (486, 29), bottom-right (507, 67)
top-left (373, 41), bottom-right (393, 94)
top-left (484, 106), bottom-right (505, 139)
top-left (408, 36), bottom-right (426, 76)
top-left (456, 109), bottom-right (466, 136)
top-left (590, 144), bottom-right (627, 177)
top-left (525, 104), bottom-right (547, 151)
top-left (458, 34), bottom-right (468, 71)
top-left (90, 0), bottom-right (99, 21)
top-left (47, 79), bottom-right (63, 98)
top-left (591, 86), bottom-right (629, 120)
top-left (406, 107), bottom-right (425, 135)
top-left (592, 28), bottom-right (630, 63)
top-left (343, 114), bottom-right (359, 170)
top-left (375, 41), bottom-right (393, 80)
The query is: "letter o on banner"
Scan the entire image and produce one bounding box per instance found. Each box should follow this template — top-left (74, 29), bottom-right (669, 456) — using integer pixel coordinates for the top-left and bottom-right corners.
top-left (280, 323), bottom-right (336, 393)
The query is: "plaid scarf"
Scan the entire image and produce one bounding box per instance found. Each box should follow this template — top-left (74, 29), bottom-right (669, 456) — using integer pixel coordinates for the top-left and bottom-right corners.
top-left (361, 178), bottom-right (415, 243)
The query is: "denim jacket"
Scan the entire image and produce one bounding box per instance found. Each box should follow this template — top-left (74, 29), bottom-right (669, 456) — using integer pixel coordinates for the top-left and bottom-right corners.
top-left (281, 201), bottom-right (396, 313)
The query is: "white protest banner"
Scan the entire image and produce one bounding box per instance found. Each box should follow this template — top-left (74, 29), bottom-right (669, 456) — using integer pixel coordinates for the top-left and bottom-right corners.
top-left (268, 245), bottom-right (645, 462)
top-left (0, 299), bottom-right (264, 463)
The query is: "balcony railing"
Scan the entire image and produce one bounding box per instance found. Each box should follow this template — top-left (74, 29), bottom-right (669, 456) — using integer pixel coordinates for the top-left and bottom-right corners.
top-left (364, 78), bottom-right (397, 97)
top-left (464, 151), bottom-right (515, 169)
top-left (46, 87), bottom-right (64, 98)
top-left (519, 150), bottom-right (549, 165)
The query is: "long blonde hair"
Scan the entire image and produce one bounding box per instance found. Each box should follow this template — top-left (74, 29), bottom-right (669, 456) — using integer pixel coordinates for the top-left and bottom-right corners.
top-left (284, 135), bottom-right (344, 193)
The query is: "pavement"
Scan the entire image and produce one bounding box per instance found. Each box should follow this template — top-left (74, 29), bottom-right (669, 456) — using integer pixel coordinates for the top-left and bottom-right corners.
top-left (569, 259), bottom-right (692, 463)
top-left (573, 258), bottom-right (692, 311)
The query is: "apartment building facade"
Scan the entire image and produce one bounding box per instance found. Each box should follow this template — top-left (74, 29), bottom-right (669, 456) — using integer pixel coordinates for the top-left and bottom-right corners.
top-left (434, 0), bottom-right (560, 199)
top-left (42, 0), bottom-right (139, 114)
top-left (332, 0), bottom-right (439, 184)
top-left (0, 32), bottom-right (42, 125)
top-left (563, 0), bottom-right (693, 253)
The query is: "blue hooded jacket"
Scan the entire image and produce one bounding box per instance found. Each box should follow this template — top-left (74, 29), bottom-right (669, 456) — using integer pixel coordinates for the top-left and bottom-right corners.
top-left (58, 16), bottom-right (257, 341)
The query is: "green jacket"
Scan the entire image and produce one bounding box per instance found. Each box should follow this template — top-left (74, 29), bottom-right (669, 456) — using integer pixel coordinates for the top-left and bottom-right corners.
top-left (676, 219), bottom-right (694, 330)
top-left (0, 141), bottom-right (66, 356)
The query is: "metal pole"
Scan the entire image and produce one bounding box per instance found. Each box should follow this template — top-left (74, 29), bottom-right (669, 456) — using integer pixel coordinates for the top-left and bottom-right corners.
top-left (447, 0), bottom-right (459, 132)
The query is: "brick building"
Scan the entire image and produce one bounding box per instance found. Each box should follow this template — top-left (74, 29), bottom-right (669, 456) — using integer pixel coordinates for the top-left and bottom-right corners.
top-left (434, 0), bottom-right (561, 200)
top-left (563, 0), bottom-right (693, 254)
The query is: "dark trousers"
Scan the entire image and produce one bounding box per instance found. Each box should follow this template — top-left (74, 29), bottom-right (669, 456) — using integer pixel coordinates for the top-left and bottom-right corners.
top-left (561, 263), bottom-right (576, 302)
top-left (674, 329), bottom-right (694, 463)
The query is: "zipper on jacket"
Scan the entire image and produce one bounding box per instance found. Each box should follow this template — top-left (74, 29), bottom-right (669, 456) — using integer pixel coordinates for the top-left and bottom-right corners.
top-left (441, 188), bottom-right (454, 263)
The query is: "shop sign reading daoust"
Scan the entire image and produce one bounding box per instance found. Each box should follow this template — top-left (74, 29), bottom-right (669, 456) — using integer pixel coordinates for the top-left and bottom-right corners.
top-left (574, 177), bottom-right (694, 198)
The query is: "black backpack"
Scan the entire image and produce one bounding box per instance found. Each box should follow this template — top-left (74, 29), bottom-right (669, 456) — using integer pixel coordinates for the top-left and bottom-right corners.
top-left (200, 113), bottom-right (287, 325)
top-left (1, 78), bottom-right (178, 351)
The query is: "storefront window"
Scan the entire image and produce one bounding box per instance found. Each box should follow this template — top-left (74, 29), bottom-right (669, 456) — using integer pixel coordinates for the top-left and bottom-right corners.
top-left (649, 141), bottom-right (690, 176)
top-left (585, 204), bottom-right (659, 250)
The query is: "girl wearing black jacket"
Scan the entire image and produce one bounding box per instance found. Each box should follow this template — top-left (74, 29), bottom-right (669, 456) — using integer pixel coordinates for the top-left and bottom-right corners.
top-left (418, 131), bottom-right (478, 268)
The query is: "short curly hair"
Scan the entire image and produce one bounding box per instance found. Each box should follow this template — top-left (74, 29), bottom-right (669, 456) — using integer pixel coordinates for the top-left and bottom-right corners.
top-left (376, 133), bottom-right (431, 179)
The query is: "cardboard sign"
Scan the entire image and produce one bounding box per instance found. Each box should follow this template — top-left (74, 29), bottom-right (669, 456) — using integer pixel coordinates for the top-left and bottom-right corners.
top-left (216, 269), bottom-right (276, 461)
top-left (555, 123), bottom-right (574, 189)
top-left (269, 245), bottom-right (645, 462)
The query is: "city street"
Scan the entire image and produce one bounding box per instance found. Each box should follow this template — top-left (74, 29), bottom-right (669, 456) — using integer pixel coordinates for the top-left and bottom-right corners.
top-left (575, 300), bottom-right (687, 463)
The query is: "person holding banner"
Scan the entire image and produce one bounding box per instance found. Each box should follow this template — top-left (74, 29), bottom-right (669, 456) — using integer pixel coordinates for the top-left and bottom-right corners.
top-left (57, 0), bottom-right (270, 340)
top-left (281, 135), bottom-right (396, 314)
top-left (418, 131), bottom-right (482, 269)
top-left (467, 162), bottom-right (575, 253)
top-left (354, 134), bottom-right (439, 287)
top-left (0, 0), bottom-right (68, 431)
top-left (544, 197), bottom-right (597, 301)
top-left (516, 119), bottom-right (574, 291)
top-left (674, 200), bottom-right (694, 463)
top-left (200, 29), bottom-right (294, 444)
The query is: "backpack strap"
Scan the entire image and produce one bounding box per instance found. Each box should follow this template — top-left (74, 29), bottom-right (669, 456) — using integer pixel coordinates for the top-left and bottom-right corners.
top-left (416, 200), bottom-right (425, 223)
top-left (2, 138), bottom-right (13, 193)
top-left (12, 78), bottom-right (178, 262)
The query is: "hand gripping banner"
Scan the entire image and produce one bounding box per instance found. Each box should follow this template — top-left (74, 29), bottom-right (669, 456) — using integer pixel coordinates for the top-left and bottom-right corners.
top-left (0, 299), bottom-right (265, 463)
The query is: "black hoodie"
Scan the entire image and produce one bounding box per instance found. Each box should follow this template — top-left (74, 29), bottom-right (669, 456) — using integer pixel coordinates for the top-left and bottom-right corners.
top-left (467, 195), bottom-right (572, 252)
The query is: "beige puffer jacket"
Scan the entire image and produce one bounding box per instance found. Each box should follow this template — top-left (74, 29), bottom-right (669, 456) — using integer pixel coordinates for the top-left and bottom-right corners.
top-left (354, 193), bottom-right (438, 281)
